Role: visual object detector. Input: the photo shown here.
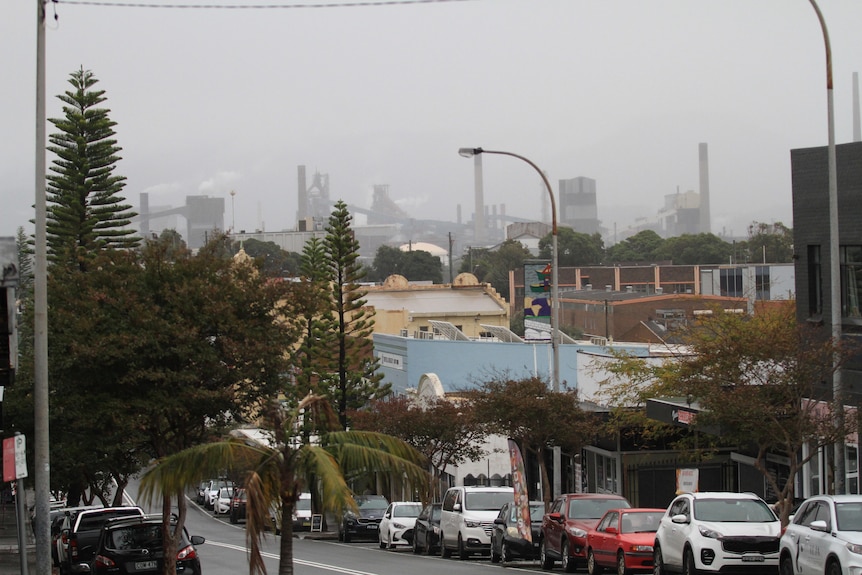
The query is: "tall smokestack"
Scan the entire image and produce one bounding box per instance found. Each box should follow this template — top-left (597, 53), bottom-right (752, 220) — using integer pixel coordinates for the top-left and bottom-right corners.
top-left (297, 165), bottom-right (307, 222)
top-left (473, 154), bottom-right (486, 243)
top-left (854, 72), bottom-right (861, 142)
top-left (698, 143), bottom-right (711, 234)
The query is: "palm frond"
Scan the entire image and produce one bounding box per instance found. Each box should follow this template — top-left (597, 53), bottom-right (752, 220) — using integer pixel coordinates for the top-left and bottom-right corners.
top-left (323, 430), bottom-right (430, 488)
top-left (295, 445), bottom-right (356, 514)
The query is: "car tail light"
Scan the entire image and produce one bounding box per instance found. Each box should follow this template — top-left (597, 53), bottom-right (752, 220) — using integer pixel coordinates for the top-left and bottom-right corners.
top-left (70, 538), bottom-right (78, 559)
top-left (95, 554), bottom-right (116, 568)
top-left (177, 544), bottom-right (198, 561)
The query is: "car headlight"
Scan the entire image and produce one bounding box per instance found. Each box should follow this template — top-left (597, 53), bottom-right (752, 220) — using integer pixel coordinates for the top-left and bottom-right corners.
top-left (697, 525), bottom-right (723, 539)
top-left (393, 522), bottom-right (407, 529)
top-left (847, 543), bottom-right (862, 555)
top-left (565, 526), bottom-right (587, 538)
top-left (432, 526), bottom-right (440, 534)
top-left (506, 527), bottom-right (520, 537)
top-left (465, 519), bottom-right (482, 528)
top-left (630, 544), bottom-right (653, 552)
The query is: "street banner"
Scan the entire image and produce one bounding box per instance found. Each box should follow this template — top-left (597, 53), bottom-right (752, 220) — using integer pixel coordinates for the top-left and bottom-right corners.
top-left (507, 438), bottom-right (532, 543)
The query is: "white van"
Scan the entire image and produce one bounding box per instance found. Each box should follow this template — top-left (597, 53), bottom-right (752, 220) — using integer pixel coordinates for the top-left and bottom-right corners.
top-left (293, 492), bottom-right (312, 531)
top-left (439, 486), bottom-right (515, 559)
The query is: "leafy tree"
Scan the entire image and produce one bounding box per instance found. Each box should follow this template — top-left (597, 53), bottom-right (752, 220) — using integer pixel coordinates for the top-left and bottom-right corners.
top-left (40, 233), bottom-right (296, 565)
top-left (15, 226), bottom-right (34, 298)
top-left (368, 244), bottom-right (404, 282)
top-left (472, 376), bottom-right (598, 507)
top-left (350, 395), bottom-right (488, 500)
top-left (46, 68), bottom-right (139, 270)
top-left (538, 227), bottom-right (604, 266)
top-left (596, 302), bottom-right (858, 525)
top-left (460, 239), bottom-right (532, 300)
top-left (323, 200), bottom-right (389, 428)
top-left (400, 250), bottom-right (443, 283)
top-left (607, 230), bottom-right (664, 263)
top-left (655, 233), bottom-right (733, 265)
top-left (739, 221), bottom-right (794, 264)
top-left (140, 394), bottom-right (429, 575)
top-left (233, 238), bottom-right (300, 278)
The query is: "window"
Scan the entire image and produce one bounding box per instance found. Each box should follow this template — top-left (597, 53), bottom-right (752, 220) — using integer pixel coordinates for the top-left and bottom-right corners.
top-left (809, 245), bottom-right (822, 316)
top-left (841, 246), bottom-right (862, 319)
top-left (755, 266), bottom-right (770, 301)
top-left (720, 268), bottom-right (744, 297)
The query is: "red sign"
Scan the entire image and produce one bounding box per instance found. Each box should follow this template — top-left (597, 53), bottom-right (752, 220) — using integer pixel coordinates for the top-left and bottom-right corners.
top-left (2, 437), bottom-right (14, 483)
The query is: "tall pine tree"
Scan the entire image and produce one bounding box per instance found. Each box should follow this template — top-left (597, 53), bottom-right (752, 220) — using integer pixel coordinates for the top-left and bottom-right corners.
top-left (46, 67), bottom-right (139, 270)
top-left (323, 201), bottom-right (389, 428)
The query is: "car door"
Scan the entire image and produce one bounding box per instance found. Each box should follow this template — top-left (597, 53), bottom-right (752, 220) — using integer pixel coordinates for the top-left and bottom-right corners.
top-left (592, 511), bottom-right (618, 567)
top-left (662, 497), bottom-right (690, 569)
top-left (797, 500), bottom-right (831, 575)
top-left (379, 504), bottom-right (394, 544)
top-left (543, 497), bottom-right (565, 557)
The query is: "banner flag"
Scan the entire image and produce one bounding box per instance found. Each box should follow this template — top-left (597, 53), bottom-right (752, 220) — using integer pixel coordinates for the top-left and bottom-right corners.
top-left (507, 438), bottom-right (532, 543)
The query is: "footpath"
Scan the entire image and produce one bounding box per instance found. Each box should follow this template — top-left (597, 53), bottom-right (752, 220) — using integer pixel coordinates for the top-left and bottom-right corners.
top-left (0, 496), bottom-right (39, 575)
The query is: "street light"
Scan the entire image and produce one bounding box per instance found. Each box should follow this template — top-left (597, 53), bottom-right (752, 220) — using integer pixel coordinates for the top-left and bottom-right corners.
top-left (458, 148), bottom-right (560, 392)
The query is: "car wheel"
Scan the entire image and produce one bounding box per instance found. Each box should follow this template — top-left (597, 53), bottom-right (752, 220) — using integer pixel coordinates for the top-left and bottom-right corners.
top-left (501, 540), bottom-right (512, 564)
top-left (653, 544), bottom-right (664, 575)
top-left (540, 538), bottom-right (554, 570)
top-left (441, 534), bottom-right (452, 558)
top-left (779, 555), bottom-right (794, 575)
top-left (827, 559), bottom-right (842, 575)
top-left (379, 533), bottom-right (386, 549)
top-left (491, 539), bottom-right (501, 564)
top-left (588, 549), bottom-right (603, 575)
top-left (562, 539), bottom-right (577, 573)
top-left (229, 512), bottom-right (237, 524)
top-left (458, 533), bottom-right (469, 560)
top-left (682, 548), bottom-right (698, 575)
top-left (616, 551), bottom-right (628, 575)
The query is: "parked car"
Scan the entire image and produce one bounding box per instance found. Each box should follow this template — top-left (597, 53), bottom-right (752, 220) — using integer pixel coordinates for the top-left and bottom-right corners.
top-left (293, 493), bottom-right (312, 531)
top-left (779, 494), bottom-right (862, 575)
top-left (540, 493), bottom-right (632, 572)
top-left (440, 485), bottom-right (516, 559)
top-left (91, 514), bottom-right (205, 575)
top-left (378, 501), bottom-right (423, 549)
top-left (229, 488), bottom-right (247, 524)
top-left (339, 494), bottom-right (389, 543)
top-left (195, 481), bottom-right (211, 505)
top-left (412, 503), bottom-right (442, 555)
top-left (585, 507), bottom-right (664, 575)
top-left (213, 486), bottom-right (235, 516)
top-left (204, 479), bottom-right (233, 510)
top-left (490, 500), bottom-right (544, 564)
top-left (49, 505), bottom-right (100, 569)
top-left (653, 491), bottom-right (780, 575)
top-left (58, 506), bottom-right (145, 575)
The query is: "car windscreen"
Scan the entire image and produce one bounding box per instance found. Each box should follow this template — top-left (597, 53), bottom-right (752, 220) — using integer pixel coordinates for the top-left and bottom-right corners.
top-left (567, 498), bottom-right (628, 519)
top-left (621, 511), bottom-right (663, 533)
top-left (357, 498), bottom-right (388, 512)
top-left (296, 498), bottom-right (311, 511)
top-left (693, 499), bottom-right (776, 522)
top-left (393, 504), bottom-right (422, 518)
top-left (77, 509), bottom-right (142, 531)
top-left (835, 502), bottom-right (862, 531)
top-left (465, 491), bottom-right (513, 511)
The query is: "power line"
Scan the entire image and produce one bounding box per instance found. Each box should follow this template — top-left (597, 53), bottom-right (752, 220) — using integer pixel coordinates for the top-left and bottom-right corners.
top-left (58, 0), bottom-right (476, 8)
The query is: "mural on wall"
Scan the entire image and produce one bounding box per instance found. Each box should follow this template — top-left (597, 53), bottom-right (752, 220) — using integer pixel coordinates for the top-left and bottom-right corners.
top-left (524, 261), bottom-right (551, 341)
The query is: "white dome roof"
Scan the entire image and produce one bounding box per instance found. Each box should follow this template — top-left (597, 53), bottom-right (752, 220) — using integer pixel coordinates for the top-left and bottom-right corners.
top-left (399, 242), bottom-right (447, 257)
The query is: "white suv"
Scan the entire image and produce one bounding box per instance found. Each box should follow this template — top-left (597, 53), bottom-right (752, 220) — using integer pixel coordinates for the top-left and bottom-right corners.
top-left (653, 491), bottom-right (780, 574)
top-left (780, 494), bottom-right (862, 575)
top-left (440, 486), bottom-right (514, 559)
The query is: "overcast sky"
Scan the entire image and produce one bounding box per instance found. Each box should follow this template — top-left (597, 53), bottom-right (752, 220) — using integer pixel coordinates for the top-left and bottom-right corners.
top-left (3, 0), bottom-right (862, 244)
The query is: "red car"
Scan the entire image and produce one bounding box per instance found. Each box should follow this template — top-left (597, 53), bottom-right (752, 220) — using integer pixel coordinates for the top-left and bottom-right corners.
top-left (586, 508), bottom-right (664, 575)
top-left (541, 493), bottom-right (631, 572)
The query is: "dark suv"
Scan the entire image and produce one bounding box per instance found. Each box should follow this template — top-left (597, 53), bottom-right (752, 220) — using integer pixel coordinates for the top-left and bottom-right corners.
top-left (339, 495), bottom-right (389, 543)
top-left (91, 514), bottom-right (205, 575)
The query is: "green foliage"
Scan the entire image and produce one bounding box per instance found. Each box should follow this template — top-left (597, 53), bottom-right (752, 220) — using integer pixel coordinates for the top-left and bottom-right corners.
top-left (232, 238), bottom-right (300, 278)
top-left (460, 239), bottom-right (532, 300)
top-left (368, 245), bottom-right (403, 282)
top-left (323, 200), bottom-right (390, 428)
top-left (472, 375), bottom-right (597, 506)
top-left (607, 230), bottom-right (664, 263)
top-left (738, 221), bottom-right (794, 264)
top-left (368, 245), bottom-right (443, 283)
top-left (46, 68), bottom-right (139, 270)
top-left (140, 394), bottom-right (429, 575)
top-left (538, 227), bottom-right (605, 266)
top-left (655, 233), bottom-right (733, 265)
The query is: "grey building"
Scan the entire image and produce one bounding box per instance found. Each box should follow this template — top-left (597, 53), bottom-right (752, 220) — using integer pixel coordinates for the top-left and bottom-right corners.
top-left (791, 140), bottom-right (862, 397)
top-left (558, 177), bottom-right (599, 234)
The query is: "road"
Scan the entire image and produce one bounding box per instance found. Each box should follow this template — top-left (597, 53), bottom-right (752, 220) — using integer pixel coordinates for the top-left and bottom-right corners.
top-left (127, 480), bottom-right (549, 575)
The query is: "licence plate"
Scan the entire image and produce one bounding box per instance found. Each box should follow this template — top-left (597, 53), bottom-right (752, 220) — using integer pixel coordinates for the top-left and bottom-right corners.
top-left (135, 560), bottom-right (158, 570)
top-left (741, 556), bottom-right (764, 562)
top-left (367, 525), bottom-right (378, 530)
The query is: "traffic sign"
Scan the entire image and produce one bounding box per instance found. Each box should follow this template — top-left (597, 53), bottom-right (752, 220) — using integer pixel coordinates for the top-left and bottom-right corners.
top-left (2, 434), bottom-right (26, 482)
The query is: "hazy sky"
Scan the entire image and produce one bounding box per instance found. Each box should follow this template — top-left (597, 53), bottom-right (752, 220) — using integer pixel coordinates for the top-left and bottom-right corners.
top-left (3, 0), bottom-right (862, 244)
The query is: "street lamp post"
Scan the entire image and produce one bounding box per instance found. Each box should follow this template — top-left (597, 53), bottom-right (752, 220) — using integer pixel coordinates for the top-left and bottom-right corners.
top-left (808, 0), bottom-right (844, 494)
top-left (459, 147), bottom-right (562, 499)
top-left (458, 148), bottom-right (560, 392)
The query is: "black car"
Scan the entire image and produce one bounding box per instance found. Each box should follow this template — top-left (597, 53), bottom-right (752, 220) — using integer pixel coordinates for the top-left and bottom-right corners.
top-left (339, 495), bottom-right (389, 543)
top-left (490, 500), bottom-right (544, 564)
top-left (90, 514), bottom-right (205, 575)
top-left (412, 502), bottom-right (442, 555)
top-left (229, 488), bottom-right (246, 524)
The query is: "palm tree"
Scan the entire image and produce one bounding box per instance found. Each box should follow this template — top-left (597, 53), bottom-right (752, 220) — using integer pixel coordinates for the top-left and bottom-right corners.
top-left (139, 394), bottom-right (429, 575)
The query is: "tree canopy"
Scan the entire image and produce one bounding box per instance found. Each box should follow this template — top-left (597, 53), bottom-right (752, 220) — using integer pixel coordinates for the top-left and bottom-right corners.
top-left (538, 227), bottom-right (604, 266)
top-left (368, 244), bottom-right (443, 283)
